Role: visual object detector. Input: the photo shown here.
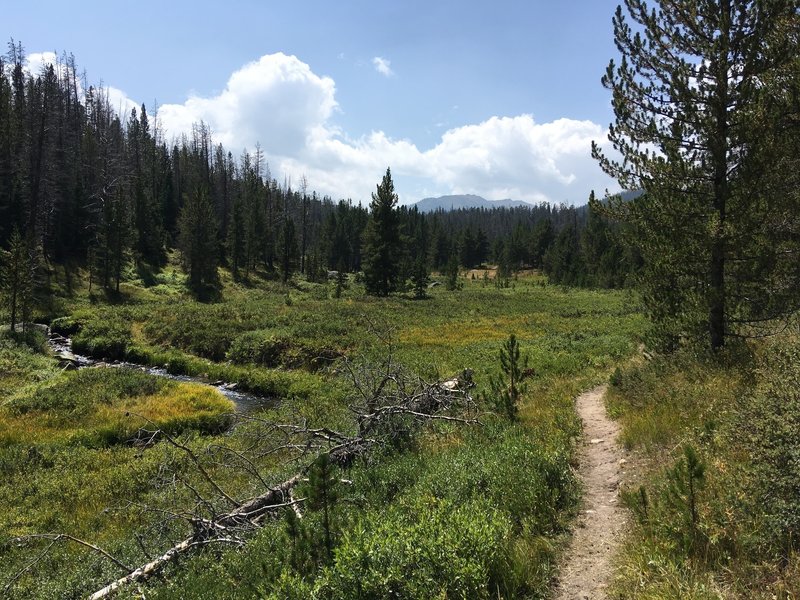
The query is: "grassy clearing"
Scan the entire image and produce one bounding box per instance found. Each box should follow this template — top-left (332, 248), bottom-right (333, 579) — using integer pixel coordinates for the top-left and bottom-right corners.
top-left (1, 368), bottom-right (233, 447)
top-left (0, 271), bottom-right (644, 598)
top-left (607, 339), bottom-right (800, 599)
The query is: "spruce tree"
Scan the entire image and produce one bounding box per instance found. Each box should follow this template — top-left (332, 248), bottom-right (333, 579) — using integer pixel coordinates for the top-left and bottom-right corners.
top-left (279, 217), bottom-right (298, 283)
top-left (362, 168), bottom-right (402, 296)
top-left (178, 189), bottom-right (219, 298)
top-left (482, 334), bottom-right (529, 421)
top-left (411, 255), bottom-right (430, 299)
top-left (306, 453), bottom-right (339, 564)
top-left (1, 228), bottom-right (36, 332)
top-left (593, 0), bottom-right (800, 350)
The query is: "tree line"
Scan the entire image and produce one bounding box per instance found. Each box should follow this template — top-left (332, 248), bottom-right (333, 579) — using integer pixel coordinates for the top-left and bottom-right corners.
top-left (0, 40), bottom-right (634, 318)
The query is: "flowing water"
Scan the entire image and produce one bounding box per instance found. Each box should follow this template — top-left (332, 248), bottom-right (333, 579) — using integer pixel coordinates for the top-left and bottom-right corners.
top-left (47, 329), bottom-right (274, 413)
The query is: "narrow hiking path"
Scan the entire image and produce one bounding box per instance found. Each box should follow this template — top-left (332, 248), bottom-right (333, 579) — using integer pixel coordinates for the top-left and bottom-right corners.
top-left (554, 385), bottom-right (629, 600)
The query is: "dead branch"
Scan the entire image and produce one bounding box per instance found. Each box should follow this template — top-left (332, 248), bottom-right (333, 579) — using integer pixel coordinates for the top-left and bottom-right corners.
top-left (88, 537), bottom-right (244, 600)
top-left (126, 412), bottom-right (240, 508)
top-left (5, 533), bottom-right (132, 594)
top-left (10, 348), bottom-right (480, 599)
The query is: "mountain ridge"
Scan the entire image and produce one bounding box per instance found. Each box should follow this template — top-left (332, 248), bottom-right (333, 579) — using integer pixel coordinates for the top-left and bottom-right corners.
top-left (411, 190), bottom-right (644, 212)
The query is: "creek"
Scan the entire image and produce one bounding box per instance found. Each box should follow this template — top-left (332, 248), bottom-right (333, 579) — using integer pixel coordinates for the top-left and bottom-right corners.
top-left (46, 328), bottom-right (274, 413)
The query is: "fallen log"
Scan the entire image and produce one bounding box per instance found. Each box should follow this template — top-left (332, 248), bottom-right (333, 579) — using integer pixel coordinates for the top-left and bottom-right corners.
top-left (5, 352), bottom-right (480, 599)
top-left (89, 537), bottom-right (243, 600)
top-left (88, 474), bottom-right (303, 600)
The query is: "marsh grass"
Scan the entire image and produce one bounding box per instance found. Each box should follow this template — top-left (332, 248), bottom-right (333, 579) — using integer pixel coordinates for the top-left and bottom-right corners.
top-left (1, 368), bottom-right (233, 448)
top-left (1, 271), bottom-right (645, 598)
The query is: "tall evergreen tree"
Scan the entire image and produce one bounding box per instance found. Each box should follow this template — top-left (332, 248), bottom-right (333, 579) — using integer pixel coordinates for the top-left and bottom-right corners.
top-left (544, 218), bottom-right (585, 286)
top-left (178, 189), bottom-right (219, 298)
top-left (279, 216), bottom-right (299, 283)
top-left (529, 218), bottom-right (554, 269)
top-left (593, 0), bottom-right (800, 350)
top-left (362, 168), bottom-right (402, 296)
top-left (1, 228), bottom-right (36, 331)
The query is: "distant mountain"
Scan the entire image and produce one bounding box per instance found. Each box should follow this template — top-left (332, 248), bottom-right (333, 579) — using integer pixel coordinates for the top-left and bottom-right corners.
top-left (412, 194), bottom-right (533, 212)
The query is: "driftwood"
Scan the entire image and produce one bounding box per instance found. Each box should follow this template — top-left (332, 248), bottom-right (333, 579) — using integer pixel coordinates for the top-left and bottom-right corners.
top-left (6, 345), bottom-right (479, 599)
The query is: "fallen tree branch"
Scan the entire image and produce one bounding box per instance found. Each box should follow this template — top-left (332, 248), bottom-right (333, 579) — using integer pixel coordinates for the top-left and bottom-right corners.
top-left (86, 474), bottom-right (304, 599)
top-left (4, 533), bottom-right (132, 594)
top-left (88, 537), bottom-right (244, 600)
top-left (8, 349), bottom-right (480, 599)
top-left (126, 413), bottom-right (240, 508)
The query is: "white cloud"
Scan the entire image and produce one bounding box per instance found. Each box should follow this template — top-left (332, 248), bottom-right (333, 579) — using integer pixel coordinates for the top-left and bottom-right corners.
top-left (19, 49), bottom-right (616, 205)
top-left (372, 56), bottom-right (394, 78)
top-left (106, 87), bottom-right (140, 120)
top-left (271, 114), bottom-right (617, 205)
top-left (25, 51), bottom-right (58, 75)
top-left (159, 53), bottom-right (337, 154)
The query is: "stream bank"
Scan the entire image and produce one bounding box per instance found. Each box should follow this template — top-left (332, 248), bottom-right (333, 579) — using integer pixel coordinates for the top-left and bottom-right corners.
top-left (46, 328), bottom-right (274, 414)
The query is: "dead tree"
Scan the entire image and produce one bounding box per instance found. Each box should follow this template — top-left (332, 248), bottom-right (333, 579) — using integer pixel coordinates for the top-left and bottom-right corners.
top-left (5, 351), bottom-right (479, 599)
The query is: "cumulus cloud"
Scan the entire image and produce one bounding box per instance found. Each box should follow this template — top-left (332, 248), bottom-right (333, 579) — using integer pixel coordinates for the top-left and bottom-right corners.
top-left (158, 53), bottom-right (337, 153)
top-left (372, 56), bottom-right (394, 78)
top-left (20, 49), bottom-right (615, 205)
top-left (106, 87), bottom-right (140, 120)
top-left (25, 51), bottom-right (58, 75)
top-left (268, 114), bottom-right (617, 205)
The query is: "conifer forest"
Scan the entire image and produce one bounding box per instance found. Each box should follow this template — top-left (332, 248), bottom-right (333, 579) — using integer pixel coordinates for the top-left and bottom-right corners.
top-left (1, 1), bottom-right (799, 598)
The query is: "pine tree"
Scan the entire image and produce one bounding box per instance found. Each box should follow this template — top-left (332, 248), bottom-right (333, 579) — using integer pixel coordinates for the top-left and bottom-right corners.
top-left (581, 196), bottom-right (629, 288)
top-left (178, 189), bottom-right (219, 298)
top-left (362, 168), bottom-right (402, 296)
top-left (445, 250), bottom-right (461, 291)
top-left (411, 255), bottom-right (430, 299)
top-left (529, 218), bottom-right (554, 269)
top-left (279, 217), bottom-right (299, 284)
top-left (482, 334), bottom-right (529, 421)
top-left (1, 228), bottom-right (36, 332)
top-left (306, 453), bottom-right (339, 564)
top-left (593, 0), bottom-right (800, 350)
top-left (495, 242), bottom-right (512, 289)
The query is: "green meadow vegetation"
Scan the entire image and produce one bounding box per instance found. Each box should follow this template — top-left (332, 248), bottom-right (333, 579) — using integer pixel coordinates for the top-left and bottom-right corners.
top-left (607, 338), bottom-right (800, 599)
top-left (2, 3), bottom-right (798, 595)
top-left (0, 269), bottom-right (643, 598)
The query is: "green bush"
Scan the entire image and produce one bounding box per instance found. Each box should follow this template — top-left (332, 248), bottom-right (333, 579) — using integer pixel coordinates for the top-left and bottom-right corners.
top-left (49, 315), bottom-right (82, 336)
top-left (72, 318), bottom-right (131, 361)
top-left (227, 330), bottom-right (293, 367)
top-left (227, 329), bottom-right (340, 370)
top-left (739, 342), bottom-right (800, 556)
top-left (318, 497), bottom-right (511, 600)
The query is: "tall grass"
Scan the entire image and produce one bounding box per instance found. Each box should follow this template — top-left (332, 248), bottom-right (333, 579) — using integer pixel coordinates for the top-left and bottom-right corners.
top-left (1, 273), bottom-right (644, 598)
top-left (608, 340), bottom-right (800, 599)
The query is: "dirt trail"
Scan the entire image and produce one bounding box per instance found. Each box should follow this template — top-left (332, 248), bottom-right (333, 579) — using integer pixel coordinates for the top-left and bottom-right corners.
top-left (554, 385), bottom-right (628, 600)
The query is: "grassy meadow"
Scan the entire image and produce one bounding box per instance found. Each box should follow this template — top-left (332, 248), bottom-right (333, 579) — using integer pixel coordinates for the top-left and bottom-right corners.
top-left (0, 266), bottom-right (644, 598)
top-left (607, 338), bottom-right (800, 599)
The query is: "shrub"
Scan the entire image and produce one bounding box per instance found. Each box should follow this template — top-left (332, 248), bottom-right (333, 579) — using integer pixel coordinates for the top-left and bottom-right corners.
top-left (740, 342), bottom-right (800, 556)
top-left (318, 497), bottom-right (511, 600)
top-left (72, 318), bottom-right (130, 361)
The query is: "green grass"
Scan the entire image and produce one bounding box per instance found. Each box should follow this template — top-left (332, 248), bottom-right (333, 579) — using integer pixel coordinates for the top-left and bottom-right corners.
top-left (607, 339), bottom-right (800, 599)
top-left (0, 269), bottom-right (645, 598)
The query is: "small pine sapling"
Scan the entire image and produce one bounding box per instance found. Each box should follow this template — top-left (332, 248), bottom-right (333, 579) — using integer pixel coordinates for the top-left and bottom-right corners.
top-left (482, 334), bottom-right (530, 421)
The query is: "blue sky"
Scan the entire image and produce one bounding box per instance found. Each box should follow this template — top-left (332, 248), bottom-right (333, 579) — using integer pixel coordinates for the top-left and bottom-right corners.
top-left (7, 0), bottom-right (623, 205)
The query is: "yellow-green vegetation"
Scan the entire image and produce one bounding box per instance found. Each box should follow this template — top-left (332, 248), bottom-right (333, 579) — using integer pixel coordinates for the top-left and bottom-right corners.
top-left (0, 271), bottom-right (644, 598)
top-left (1, 367), bottom-right (233, 447)
top-left (607, 339), bottom-right (800, 599)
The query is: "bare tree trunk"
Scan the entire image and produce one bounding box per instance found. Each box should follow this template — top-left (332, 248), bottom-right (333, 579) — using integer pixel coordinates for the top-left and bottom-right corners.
top-left (88, 475), bottom-right (302, 600)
